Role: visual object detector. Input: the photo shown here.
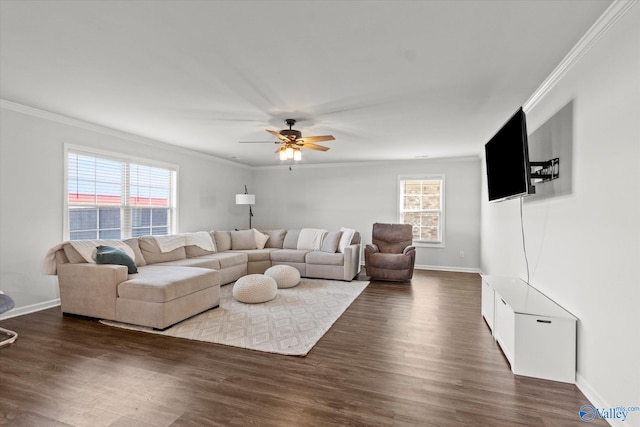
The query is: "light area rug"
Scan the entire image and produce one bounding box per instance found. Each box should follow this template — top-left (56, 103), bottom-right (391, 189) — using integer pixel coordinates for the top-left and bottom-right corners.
top-left (101, 278), bottom-right (369, 356)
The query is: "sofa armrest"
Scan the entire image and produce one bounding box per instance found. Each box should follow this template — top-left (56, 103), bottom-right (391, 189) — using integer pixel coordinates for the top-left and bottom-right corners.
top-left (343, 243), bottom-right (361, 281)
top-left (365, 243), bottom-right (379, 254)
top-left (57, 263), bottom-right (128, 320)
top-left (403, 246), bottom-right (416, 256)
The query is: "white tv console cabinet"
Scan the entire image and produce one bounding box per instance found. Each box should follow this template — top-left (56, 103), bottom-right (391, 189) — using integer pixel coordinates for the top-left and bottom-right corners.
top-left (481, 275), bottom-right (577, 383)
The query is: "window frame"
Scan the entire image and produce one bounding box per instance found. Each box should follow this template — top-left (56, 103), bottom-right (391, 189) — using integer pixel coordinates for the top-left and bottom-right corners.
top-left (63, 144), bottom-right (179, 241)
top-left (397, 174), bottom-right (445, 248)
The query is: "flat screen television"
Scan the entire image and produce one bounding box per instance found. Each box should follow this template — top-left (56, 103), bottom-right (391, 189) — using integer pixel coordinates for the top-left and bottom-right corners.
top-left (484, 107), bottom-right (535, 202)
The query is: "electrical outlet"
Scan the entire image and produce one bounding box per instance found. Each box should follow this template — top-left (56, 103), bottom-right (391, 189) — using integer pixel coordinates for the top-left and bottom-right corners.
top-left (459, 250), bottom-right (465, 258)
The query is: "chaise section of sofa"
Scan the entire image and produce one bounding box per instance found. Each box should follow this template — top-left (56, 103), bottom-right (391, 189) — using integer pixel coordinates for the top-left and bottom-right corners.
top-left (52, 238), bottom-right (222, 329)
top-left (115, 265), bottom-right (220, 329)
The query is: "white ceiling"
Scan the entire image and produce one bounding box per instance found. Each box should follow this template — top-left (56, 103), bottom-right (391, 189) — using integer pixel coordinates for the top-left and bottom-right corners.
top-left (0, 0), bottom-right (611, 167)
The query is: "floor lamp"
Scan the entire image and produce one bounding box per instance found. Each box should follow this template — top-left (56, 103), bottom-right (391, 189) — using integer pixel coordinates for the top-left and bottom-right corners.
top-left (235, 185), bottom-right (255, 229)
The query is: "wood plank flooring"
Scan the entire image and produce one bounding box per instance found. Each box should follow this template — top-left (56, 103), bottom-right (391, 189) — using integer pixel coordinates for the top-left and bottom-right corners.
top-left (0, 270), bottom-right (604, 426)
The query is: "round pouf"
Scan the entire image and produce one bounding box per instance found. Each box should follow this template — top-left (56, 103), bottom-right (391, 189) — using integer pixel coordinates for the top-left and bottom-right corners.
top-left (233, 274), bottom-right (278, 303)
top-left (265, 265), bottom-right (301, 289)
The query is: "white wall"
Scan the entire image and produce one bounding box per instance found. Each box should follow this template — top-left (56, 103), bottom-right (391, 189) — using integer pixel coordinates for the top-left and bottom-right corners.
top-left (0, 104), bottom-right (251, 317)
top-left (481, 2), bottom-right (640, 419)
top-left (253, 157), bottom-right (481, 272)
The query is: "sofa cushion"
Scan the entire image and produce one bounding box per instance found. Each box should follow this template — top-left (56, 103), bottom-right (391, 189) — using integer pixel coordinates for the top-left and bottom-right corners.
top-left (200, 252), bottom-right (248, 269)
top-left (185, 245), bottom-right (215, 258)
top-left (96, 245), bottom-right (138, 274)
top-left (63, 244), bottom-right (86, 264)
top-left (55, 249), bottom-right (69, 265)
top-left (306, 251), bottom-right (345, 266)
top-left (118, 266), bottom-right (218, 303)
top-left (270, 249), bottom-right (309, 263)
top-left (297, 228), bottom-right (327, 251)
top-left (282, 230), bottom-right (300, 249)
top-left (183, 231), bottom-right (216, 252)
top-left (231, 230), bottom-right (257, 250)
top-left (152, 235), bottom-right (186, 253)
top-left (213, 231), bottom-right (231, 252)
top-left (124, 238), bottom-right (147, 266)
top-left (262, 229), bottom-right (286, 249)
top-left (151, 258), bottom-right (220, 269)
top-left (321, 231), bottom-right (342, 253)
top-left (139, 236), bottom-right (186, 264)
top-left (229, 249), bottom-right (274, 262)
top-left (351, 231), bottom-right (362, 245)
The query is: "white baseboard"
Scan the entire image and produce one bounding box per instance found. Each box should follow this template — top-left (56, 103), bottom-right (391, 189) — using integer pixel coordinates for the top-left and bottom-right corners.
top-left (0, 299), bottom-right (60, 320)
top-left (359, 263), bottom-right (481, 274)
top-left (414, 264), bottom-right (482, 274)
top-left (576, 373), bottom-right (617, 427)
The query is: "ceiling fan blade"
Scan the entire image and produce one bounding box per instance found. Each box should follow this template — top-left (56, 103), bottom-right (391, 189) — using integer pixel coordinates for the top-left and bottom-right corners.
top-left (266, 129), bottom-right (287, 140)
top-left (301, 142), bottom-right (330, 151)
top-left (298, 135), bottom-right (335, 143)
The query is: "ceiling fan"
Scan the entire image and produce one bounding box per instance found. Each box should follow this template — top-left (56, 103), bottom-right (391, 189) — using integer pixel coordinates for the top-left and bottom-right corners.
top-left (240, 119), bottom-right (335, 161)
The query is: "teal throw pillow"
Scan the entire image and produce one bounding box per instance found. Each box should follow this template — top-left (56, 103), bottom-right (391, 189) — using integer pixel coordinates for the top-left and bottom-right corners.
top-left (96, 245), bottom-right (138, 274)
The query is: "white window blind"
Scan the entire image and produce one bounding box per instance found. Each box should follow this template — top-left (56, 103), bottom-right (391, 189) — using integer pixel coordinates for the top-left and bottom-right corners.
top-left (66, 149), bottom-right (177, 240)
top-left (398, 175), bottom-right (445, 246)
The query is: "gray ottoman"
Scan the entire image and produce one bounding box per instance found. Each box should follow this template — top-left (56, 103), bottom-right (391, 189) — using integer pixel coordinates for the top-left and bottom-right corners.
top-left (233, 274), bottom-right (277, 303)
top-left (265, 265), bottom-right (301, 289)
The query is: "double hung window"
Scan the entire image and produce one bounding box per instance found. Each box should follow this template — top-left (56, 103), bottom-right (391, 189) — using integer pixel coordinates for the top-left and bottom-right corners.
top-left (66, 147), bottom-right (177, 240)
top-left (398, 175), bottom-right (444, 246)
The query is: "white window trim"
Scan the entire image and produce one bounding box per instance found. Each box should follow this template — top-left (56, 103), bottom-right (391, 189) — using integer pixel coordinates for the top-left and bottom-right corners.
top-left (397, 174), bottom-right (445, 248)
top-left (63, 143), bottom-right (179, 240)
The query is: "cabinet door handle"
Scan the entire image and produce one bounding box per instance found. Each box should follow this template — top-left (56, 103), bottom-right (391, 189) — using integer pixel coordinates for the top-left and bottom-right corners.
top-left (536, 319), bottom-right (552, 324)
top-left (501, 299), bottom-right (506, 305)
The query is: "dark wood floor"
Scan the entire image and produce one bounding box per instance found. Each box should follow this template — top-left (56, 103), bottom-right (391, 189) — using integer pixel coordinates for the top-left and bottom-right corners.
top-left (0, 270), bottom-right (603, 426)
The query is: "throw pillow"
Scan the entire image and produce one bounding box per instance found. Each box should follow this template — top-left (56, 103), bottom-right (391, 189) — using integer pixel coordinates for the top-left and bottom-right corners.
top-left (338, 227), bottom-right (355, 253)
top-left (282, 229), bottom-right (301, 249)
top-left (253, 229), bottom-right (270, 249)
top-left (231, 229), bottom-right (257, 250)
top-left (95, 245), bottom-right (138, 274)
top-left (321, 231), bottom-right (342, 253)
top-left (263, 229), bottom-right (287, 248)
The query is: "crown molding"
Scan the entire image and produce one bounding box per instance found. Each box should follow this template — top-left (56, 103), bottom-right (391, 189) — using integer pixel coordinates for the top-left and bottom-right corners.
top-left (524, 0), bottom-right (637, 112)
top-left (0, 99), bottom-right (251, 169)
top-left (253, 155), bottom-right (480, 171)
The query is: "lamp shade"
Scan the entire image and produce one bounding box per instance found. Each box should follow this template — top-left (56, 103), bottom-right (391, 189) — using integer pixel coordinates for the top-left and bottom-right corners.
top-left (235, 194), bottom-right (255, 205)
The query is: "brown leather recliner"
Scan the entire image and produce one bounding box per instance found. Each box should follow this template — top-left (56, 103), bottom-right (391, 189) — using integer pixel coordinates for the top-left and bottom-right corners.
top-left (364, 223), bottom-right (416, 281)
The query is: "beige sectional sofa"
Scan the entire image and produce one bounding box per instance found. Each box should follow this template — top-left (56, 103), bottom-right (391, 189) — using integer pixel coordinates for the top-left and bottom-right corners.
top-left (49, 228), bottom-right (361, 330)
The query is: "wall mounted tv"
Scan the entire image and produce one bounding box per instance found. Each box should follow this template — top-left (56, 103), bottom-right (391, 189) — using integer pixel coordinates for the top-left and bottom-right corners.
top-left (484, 107), bottom-right (535, 202)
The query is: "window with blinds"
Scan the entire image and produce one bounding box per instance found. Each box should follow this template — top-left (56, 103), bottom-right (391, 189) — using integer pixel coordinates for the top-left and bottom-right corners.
top-left (66, 149), bottom-right (177, 240)
top-left (398, 175), bottom-right (445, 246)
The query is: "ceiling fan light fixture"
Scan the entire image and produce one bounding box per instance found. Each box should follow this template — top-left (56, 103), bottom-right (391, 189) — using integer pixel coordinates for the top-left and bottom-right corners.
top-left (293, 147), bottom-right (302, 161)
top-left (285, 145), bottom-right (294, 159)
top-left (279, 146), bottom-right (287, 161)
